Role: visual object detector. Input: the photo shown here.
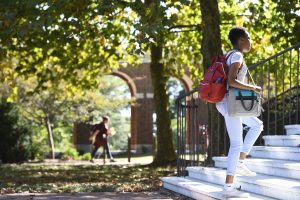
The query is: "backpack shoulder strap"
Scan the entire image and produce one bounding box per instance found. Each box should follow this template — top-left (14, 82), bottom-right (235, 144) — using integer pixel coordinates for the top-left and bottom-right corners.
top-left (225, 50), bottom-right (236, 62)
top-left (226, 50), bottom-right (244, 69)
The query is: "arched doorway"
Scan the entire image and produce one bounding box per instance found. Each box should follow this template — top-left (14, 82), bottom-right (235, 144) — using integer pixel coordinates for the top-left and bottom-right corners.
top-left (73, 70), bottom-right (137, 153)
top-left (164, 76), bottom-right (193, 148)
top-left (110, 70), bottom-right (137, 150)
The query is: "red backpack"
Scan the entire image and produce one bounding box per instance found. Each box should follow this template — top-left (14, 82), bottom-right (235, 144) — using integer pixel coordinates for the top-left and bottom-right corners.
top-left (198, 52), bottom-right (235, 103)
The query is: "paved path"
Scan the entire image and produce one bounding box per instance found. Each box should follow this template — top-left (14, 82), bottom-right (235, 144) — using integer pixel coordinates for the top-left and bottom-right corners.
top-left (0, 191), bottom-right (185, 200)
top-left (30, 157), bottom-right (153, 166)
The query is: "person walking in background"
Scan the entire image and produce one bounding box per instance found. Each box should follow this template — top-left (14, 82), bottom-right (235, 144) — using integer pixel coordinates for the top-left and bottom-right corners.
top-left (90, 116), bottom-right (116, 163)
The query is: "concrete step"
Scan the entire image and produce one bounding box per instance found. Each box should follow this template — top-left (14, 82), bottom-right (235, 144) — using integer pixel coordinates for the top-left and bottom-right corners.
top-left (285, 125), bottom-right (300, 135)
top-left (249, 146), bottom-right (300, 161)
top-left (263, 135), bottom-right (300, 147)
top-left (162, 176), bottom-right (273, 200)
top-left (187, 166), bottom-right (300, 200)
top-left (212, 156), bottom-right (300, 180)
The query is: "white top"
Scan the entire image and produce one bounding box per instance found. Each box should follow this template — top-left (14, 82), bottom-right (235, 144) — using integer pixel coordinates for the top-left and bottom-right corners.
top-left (217, 50), bottom-right (248, 103)
top-left (226, 50), bottom-right (248, 82)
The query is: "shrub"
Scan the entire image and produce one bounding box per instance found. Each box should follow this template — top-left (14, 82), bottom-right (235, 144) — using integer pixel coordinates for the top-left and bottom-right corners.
top-left (80, 153), bottom-right (92, 161)
top-left (62, 146), bottom-right (79, 160)
top-left (0, 99), bottom-right (33, 163)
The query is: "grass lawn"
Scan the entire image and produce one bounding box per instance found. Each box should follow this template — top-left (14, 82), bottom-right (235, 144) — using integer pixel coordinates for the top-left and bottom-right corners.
top-left (0, 161), bottom-right (177, 195)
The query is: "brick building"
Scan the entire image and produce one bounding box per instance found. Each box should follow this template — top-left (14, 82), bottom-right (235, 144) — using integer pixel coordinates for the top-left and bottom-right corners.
top-left (73, 59), bottom-right (193, 154)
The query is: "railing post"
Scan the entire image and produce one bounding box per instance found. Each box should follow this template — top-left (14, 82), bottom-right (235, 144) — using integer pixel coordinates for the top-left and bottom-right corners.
top-left (282, 53), bottom-right (285, 134)
top-left (152, 133), bottom-right (156, 159)
top-left (176, 98), bottom-right (180, 176)
top-left (297, 48), bottom-right (300, 122)
top-left (128, 134), bottom-right (131, 163)
top-left (289, 50), bottom-right (292, 124)
top-left (267, 60), bottom-right (271, 136)
top-left (275, 56), bottom-right (278, 135)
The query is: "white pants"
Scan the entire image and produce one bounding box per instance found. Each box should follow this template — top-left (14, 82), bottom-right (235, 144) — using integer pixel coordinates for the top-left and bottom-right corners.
top-left (216, 100), bottom-right (263, 176)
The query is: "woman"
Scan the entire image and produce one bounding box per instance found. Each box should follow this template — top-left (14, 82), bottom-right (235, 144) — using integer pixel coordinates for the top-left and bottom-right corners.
top-left (90, 116), bottom-right (115, 163)
top-left (216, 27), bottom-right (264, 198)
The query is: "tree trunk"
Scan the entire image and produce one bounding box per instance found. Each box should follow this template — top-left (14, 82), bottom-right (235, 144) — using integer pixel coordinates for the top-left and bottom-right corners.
top-left (199, 0), bottom-right (227, 164)
top-left (45, 115), bottom-right (55, 159)
top-left (150, 44), bottom-right (176, 165)
top-left (143, 0), bottom-right (176, 165)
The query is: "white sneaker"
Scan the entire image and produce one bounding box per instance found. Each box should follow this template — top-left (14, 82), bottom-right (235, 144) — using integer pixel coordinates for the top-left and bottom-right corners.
top-left (236, 161), bottom-right (256, 176)
top-left (223, 187), bottom-right (249, 198)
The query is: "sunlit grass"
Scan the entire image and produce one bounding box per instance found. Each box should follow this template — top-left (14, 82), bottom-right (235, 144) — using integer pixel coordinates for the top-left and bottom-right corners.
top-left (0, 159), bottom-right (176, 194)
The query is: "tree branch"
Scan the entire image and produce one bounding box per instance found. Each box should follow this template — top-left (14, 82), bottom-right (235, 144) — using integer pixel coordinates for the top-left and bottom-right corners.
top-left (169, 29), bottom-right (200, 33)
top-left (168, 24), bottom-right (201, 30)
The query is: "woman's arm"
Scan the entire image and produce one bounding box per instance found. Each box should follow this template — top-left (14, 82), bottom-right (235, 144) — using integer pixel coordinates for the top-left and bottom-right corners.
top-left (92, 130), bottom-right (100, 136)
top-left (227, 62), bottom-right (261, 93)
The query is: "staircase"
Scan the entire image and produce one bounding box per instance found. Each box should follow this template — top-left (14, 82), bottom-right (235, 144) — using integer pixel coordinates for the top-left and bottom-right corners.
top-left (162, 125), bottom-right (300, 200)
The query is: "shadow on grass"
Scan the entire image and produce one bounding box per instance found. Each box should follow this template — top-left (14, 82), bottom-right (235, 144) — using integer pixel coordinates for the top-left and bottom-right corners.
top-left (0, 163), bottom-right (177, 194)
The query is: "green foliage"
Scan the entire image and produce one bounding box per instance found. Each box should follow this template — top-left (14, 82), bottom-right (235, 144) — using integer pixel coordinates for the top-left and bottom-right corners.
top-left (0, 99), bottom-right (33, 163)
top-left (25, 126), bottom-right (49, 160)
top-left (53, 125), bottom-right (73, 151)
top-left (0, 0), bottom-right (139, 89)
top-left (62, 146), bottom-right (79, 160)
top-left (0, 0), bottom-right (298, 87)
top-left (265, 0), bottom-right (300, 45)
top-left (163, 0), bottom-right (202, 81)
top-left (79, 153), bottom-right (92, 161)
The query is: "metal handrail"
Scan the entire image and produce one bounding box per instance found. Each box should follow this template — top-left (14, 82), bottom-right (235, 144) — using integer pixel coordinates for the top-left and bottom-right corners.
top-left (176, 87), bottom-right (198, 101)
top-left (249, 43), bottom-right (300, 70)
